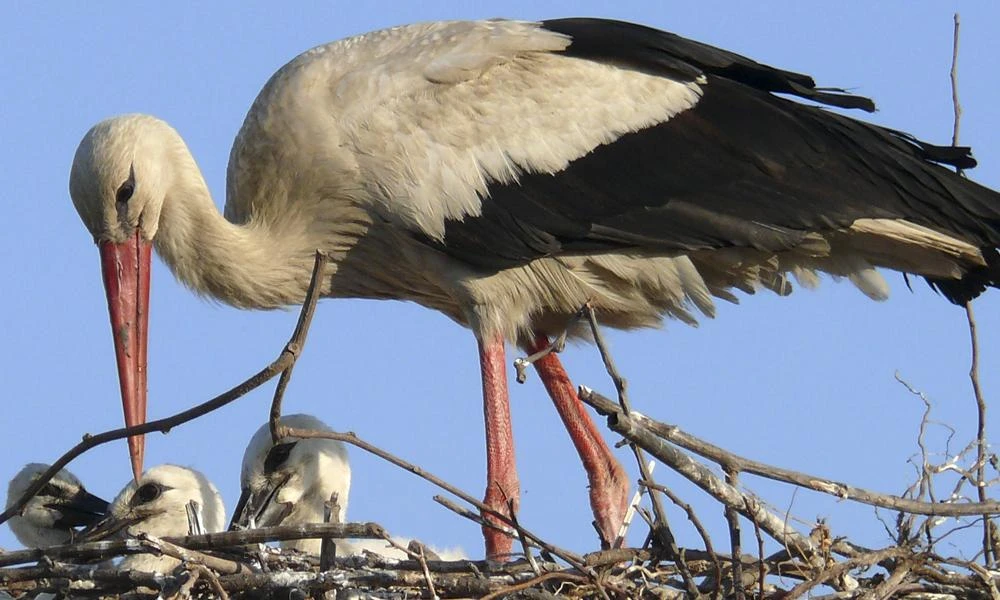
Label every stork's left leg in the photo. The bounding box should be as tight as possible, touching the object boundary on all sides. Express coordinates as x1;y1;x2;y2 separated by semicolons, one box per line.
527;334;629;548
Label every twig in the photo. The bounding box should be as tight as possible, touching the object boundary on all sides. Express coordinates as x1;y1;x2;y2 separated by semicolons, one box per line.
192;564;229;600
378;532;440;600
479;571;589;600
416;544;441;600
615;461;653;547
270;251;328;442
513;331;569;384
657;482;723;600
433;495;512;538
173;566;200;600
137;533;245;575
582;306;684;556
950;13;963;152
724;467;745;600
582;388;1000;518
783;547;910;600
320;491;340;571
432;495;588;575
509;499;541;575
0;252;331;529
859;559;914;600
948;12;995;567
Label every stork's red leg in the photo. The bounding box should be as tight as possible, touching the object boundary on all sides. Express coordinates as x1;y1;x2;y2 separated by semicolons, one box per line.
478;332;518;559
528;334;629;548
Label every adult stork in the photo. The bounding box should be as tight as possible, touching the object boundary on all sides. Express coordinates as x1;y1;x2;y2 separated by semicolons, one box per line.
69;18;1000;558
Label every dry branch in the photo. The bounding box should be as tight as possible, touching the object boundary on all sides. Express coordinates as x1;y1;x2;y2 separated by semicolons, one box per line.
581;388;1000;519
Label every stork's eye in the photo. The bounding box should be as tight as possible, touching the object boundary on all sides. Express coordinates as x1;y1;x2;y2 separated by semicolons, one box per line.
133;483;163;505
264;442;297;474
115;180;135;206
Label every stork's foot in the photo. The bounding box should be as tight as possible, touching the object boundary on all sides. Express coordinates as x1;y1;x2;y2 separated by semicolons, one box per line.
589;455;630;547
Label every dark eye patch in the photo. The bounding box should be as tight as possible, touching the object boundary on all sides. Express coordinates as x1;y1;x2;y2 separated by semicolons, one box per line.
131;482;164;506
264;442;298;475
38;483;62;498
115;164;136;222
115;180;134;206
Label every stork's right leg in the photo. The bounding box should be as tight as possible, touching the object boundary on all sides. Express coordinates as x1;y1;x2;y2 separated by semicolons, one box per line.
478;333;519;559
527;334;629;548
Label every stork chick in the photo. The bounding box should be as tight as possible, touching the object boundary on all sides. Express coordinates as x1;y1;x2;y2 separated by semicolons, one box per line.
234;415;350;555
6;464;109;548
88;465;225;573
235;415;464;559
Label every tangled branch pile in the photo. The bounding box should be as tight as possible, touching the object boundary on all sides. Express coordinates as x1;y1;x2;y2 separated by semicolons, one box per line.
0;380;997;599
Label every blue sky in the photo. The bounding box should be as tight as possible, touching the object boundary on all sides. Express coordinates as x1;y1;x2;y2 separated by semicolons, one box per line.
2;2;997;560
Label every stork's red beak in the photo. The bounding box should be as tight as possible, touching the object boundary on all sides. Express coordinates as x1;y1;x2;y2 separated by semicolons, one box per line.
99;232;151;481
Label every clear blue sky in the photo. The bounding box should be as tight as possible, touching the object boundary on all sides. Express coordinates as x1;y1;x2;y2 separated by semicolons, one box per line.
2;2;997;559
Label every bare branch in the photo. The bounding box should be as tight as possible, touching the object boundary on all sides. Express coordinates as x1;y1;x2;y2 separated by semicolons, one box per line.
581;388;1000;518
269;251;328;442
0;522;386;567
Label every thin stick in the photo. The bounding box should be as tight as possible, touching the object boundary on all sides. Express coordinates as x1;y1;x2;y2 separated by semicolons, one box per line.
724;467;745;600
432;495;587;574
783;547;909;600
479;571;589;600
948;11;995;567
583;305;685;574
513;330;569;384
377;533;440;600
615;461;654;545
750;502;766;600
173;566;201;600
508;499;541;575
0;252;330;529
320;491;340;571
950;13;963;152
192;564;229;600
137;533;245;575
657;482;723;600
270;251;328;442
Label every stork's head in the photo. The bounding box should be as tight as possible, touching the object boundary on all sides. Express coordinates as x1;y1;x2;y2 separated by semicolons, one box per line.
6;463;109;548
85;464;225;542
69;114;182;480
232;414;351;531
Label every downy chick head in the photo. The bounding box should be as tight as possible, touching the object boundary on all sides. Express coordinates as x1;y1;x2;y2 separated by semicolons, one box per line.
233;415;350;553
6;464;109;548
86;465;225;573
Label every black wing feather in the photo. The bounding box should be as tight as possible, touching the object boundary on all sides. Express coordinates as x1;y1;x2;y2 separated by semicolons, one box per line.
424;18;1000;302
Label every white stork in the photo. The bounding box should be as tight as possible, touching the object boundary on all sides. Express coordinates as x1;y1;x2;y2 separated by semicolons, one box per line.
232;414;466;559
6;464;109;548
68;18;1000;558
84;465;226;573
233;413;351;552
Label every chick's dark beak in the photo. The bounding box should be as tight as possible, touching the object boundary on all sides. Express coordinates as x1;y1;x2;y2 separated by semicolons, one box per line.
50;488;111;529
